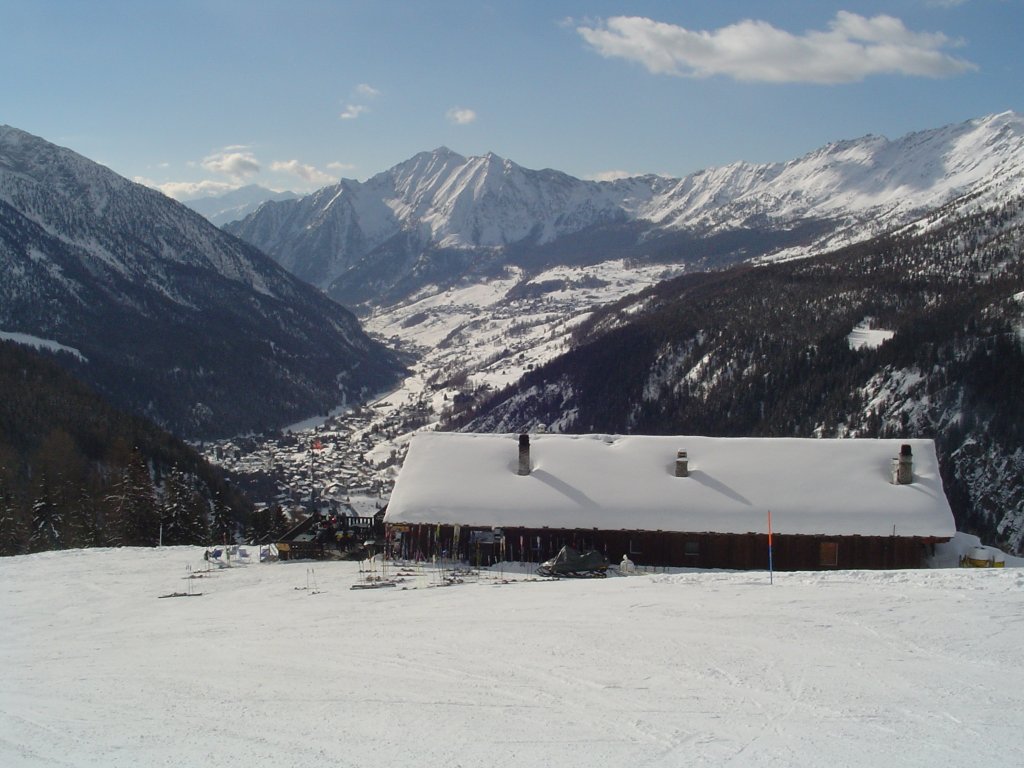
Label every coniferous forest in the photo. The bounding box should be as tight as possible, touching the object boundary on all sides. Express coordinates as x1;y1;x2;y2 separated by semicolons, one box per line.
0;341;252;555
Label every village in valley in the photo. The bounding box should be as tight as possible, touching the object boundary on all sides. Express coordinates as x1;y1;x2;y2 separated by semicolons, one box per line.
195;263;668;536
196;398;423;524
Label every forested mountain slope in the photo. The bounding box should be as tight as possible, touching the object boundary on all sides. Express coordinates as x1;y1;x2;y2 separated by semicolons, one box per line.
0;126;404;438
0;341;252;555
454;197;1024;552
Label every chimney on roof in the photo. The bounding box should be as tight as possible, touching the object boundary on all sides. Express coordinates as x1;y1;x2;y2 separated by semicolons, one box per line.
675;449;689;478
894;444;913;485
518;434;531;476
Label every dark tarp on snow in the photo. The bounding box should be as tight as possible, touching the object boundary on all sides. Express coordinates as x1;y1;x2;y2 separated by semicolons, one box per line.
539;545;608;575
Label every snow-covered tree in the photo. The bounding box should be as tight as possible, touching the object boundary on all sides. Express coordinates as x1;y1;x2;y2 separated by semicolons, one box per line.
209;492;235;546
102;467;129;547
160;467;208;545
124;451;160;546
28;477;62;552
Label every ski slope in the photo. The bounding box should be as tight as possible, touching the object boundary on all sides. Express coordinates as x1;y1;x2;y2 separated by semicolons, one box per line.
0;547;1021;767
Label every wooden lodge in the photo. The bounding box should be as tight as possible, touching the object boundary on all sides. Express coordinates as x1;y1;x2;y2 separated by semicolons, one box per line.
383;433;956;571
388;524;941;571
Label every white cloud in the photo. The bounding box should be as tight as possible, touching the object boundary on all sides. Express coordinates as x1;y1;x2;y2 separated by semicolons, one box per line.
446;107;478;125
270;160;336;185
340;104;369;120
339;85;379;123
136;178;238;201
577;12;977;84
200;147;261;178
327;161;356;173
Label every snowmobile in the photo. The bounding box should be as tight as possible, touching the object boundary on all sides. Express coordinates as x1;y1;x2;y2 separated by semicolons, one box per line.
536;545;609;578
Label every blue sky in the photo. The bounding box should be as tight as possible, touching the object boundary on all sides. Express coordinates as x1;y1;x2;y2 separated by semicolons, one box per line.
2;1;1020;198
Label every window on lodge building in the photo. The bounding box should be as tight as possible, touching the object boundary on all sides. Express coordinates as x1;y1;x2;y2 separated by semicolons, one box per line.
820;541;839;567
684;540;700;558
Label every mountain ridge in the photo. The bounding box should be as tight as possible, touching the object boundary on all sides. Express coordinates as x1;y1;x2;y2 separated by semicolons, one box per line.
226;112;1024;309
0;125;405;438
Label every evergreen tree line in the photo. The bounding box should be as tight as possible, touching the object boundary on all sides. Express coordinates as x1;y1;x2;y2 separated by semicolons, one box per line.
0;340;252;556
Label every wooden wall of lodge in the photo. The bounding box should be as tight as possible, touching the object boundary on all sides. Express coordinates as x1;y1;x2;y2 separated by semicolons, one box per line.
389;524;942;570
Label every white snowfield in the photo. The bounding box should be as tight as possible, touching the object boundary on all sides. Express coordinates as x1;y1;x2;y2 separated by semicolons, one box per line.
1;547;1021;768
847;319;896;351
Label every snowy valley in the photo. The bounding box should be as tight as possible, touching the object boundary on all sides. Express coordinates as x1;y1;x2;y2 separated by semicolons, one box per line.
204;187;1024;556
195;258;684;517
2;114;1023;557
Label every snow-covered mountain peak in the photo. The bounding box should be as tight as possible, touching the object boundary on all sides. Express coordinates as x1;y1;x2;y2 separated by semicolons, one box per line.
0;127;289;291
383;147;472;214
651;111;1024;236
429;145;463;160
351;147;616;249
971;109;1020;133
0;125;135;221
226;112;1024;306
391;147;467;183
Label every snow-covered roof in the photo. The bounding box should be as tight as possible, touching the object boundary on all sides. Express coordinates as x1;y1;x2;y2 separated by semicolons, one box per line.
385;433;955;538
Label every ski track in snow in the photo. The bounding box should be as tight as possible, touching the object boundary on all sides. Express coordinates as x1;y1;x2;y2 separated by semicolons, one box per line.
0;548;1021;767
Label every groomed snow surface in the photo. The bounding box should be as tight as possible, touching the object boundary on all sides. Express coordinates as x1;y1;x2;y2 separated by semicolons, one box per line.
2;547;1022;767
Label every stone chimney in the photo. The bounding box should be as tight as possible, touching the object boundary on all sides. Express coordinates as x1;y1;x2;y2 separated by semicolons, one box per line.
895;444;913;485
675;449;689;478
518;433;531;476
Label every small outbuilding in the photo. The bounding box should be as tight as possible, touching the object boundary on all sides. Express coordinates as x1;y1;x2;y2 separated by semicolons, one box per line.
383;433;956;570
276;511;384;560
